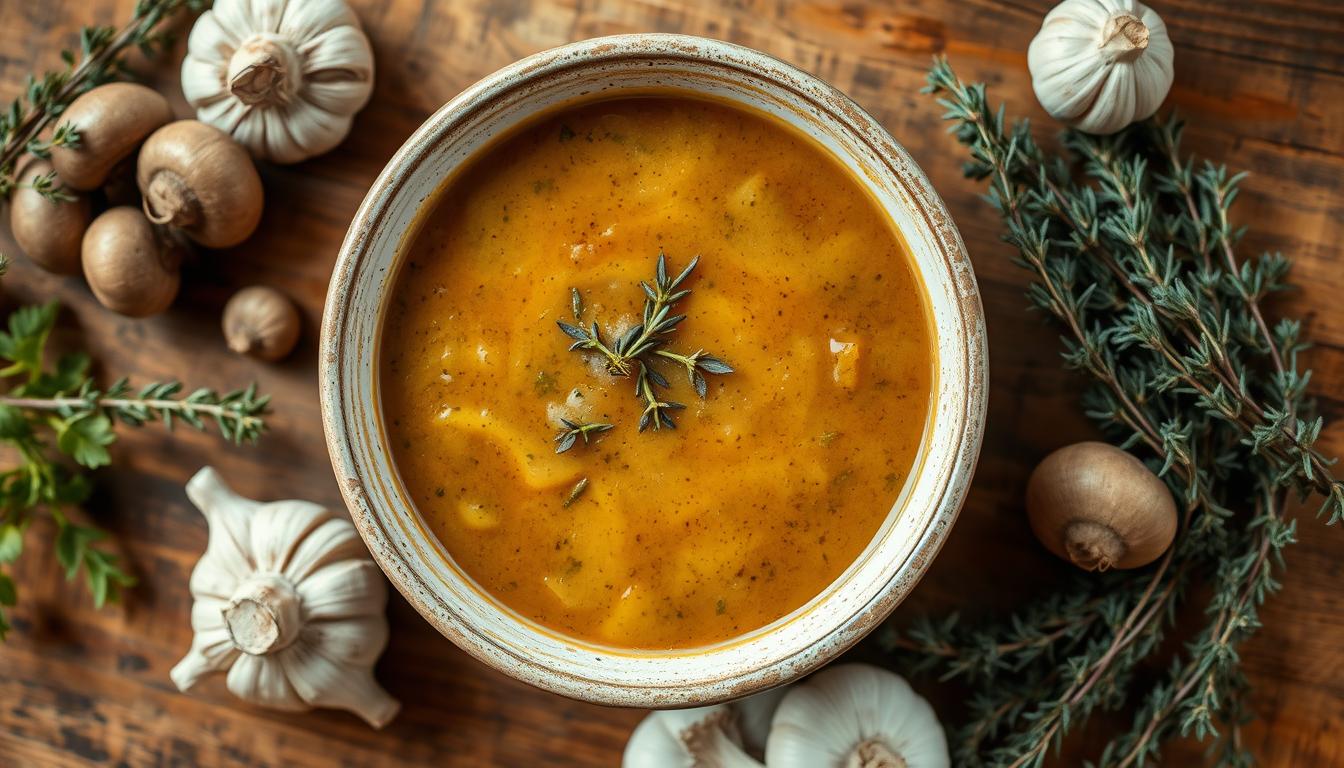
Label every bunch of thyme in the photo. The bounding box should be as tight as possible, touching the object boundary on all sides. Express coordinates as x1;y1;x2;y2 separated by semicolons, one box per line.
0;0;208;200
0;298;268;638
877;57;1338;766
558;252;732;434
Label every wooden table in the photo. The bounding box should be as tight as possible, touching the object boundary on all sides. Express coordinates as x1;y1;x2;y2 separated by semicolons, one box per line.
0;1;1341;765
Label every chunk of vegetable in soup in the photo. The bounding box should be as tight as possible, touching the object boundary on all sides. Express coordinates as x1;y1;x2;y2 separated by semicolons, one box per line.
381;96;933;649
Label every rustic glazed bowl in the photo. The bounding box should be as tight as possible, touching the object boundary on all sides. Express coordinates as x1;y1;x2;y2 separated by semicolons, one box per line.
321;34;986;707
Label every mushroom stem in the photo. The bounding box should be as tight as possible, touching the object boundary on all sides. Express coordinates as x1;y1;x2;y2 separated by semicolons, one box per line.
227;332;261;356
1100;13;1149;63
143;170;202;229
228;35;299;108
223;574;302;655
1063;519;1127;571
845;739;907;768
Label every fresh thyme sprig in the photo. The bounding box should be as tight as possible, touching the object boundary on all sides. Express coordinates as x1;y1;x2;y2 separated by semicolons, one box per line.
554;419;613;454
876;57;1331;767
0;301;269;638
0;0;208;201
557;252;734;433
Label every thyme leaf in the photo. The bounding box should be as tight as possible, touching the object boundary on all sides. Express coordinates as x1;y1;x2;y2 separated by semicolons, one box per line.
553;419;613;454
562;477;589;508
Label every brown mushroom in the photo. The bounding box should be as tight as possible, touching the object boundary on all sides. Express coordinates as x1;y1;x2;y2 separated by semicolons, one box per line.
8;159;90;274
137;120;264;248
222;286;301;361
50;82;174;190
1026;441;1178;571
81;206;182;318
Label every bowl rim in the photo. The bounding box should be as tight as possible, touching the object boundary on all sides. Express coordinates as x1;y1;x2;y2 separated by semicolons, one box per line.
320;33;987;707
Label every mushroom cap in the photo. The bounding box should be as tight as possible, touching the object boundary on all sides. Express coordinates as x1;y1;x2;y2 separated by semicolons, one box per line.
137;120;264;248
222;285;301;361
1026;441;1178;570
9;159;90;274
50;82;174;190
81;206;181;318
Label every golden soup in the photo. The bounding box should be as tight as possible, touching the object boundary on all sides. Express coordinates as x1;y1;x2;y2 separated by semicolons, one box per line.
381;95;933;649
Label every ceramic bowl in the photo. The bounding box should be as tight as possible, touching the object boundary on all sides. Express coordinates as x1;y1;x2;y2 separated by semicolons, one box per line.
320;34;986;707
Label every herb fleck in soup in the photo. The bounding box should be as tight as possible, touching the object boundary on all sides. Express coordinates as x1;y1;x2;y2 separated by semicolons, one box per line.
381;95;934;649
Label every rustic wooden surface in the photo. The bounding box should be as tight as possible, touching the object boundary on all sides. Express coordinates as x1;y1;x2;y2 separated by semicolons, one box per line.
0;0;1341;765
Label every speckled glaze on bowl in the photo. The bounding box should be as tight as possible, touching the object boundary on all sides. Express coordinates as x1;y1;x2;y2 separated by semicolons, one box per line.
320;34;986;708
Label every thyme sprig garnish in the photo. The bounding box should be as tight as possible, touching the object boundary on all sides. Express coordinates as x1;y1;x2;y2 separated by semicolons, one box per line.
554;419;613;454
0;300;269;638
876;57;1334;767
557;252;733;433
0;0;206;201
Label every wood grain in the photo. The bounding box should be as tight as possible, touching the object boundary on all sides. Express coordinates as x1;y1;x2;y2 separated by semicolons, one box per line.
0;0;1341;765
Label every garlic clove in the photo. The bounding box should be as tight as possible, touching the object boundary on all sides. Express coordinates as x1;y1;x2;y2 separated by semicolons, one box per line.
273;99;351;165
183;10;237;68
210;0;260;45
248;500;329;573
226;652;308;712
280;0;362;42
736;686;788;757
282;518;367;582
301;615;389;666
278;641;400;728
766;664;948;768
186;484;258;598
295;559;387;620
169;626;239;691
299;26;374;105
182;51;232;109
623;705;763;768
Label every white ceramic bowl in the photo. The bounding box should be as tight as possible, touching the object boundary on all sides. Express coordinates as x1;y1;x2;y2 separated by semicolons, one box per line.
321;34;986;707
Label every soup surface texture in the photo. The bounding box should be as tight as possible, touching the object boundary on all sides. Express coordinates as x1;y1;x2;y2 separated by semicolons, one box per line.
382;95;932;649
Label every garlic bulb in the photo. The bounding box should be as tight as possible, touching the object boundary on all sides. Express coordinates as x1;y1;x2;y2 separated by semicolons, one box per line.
181;0;375;164
623;688;785;768
1028;0;1174;135
170;467;399;728
766;664;948;768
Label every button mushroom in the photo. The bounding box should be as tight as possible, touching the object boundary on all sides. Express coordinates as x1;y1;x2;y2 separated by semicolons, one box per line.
81;206;182;318
222;285;301;361
8;160;90;274
50;82;174;190
137;120;264;248
1026;441;1178;571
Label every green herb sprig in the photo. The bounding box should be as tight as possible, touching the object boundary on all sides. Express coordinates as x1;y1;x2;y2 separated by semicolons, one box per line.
877;57;1335;767
554;419;613;454
558;253;733;432
0;300;268;638
0;0;208;201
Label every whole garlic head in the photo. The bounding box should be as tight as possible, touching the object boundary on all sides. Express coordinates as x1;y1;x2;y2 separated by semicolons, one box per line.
766;664;948;768
181;0;375;164
1028;0;1174;135
170;467;399;728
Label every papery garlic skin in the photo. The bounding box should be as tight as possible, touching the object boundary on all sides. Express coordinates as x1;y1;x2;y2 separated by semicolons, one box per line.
1028;0;1174;135
766;664;949;768
181;0;375;164
170;467;399;728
